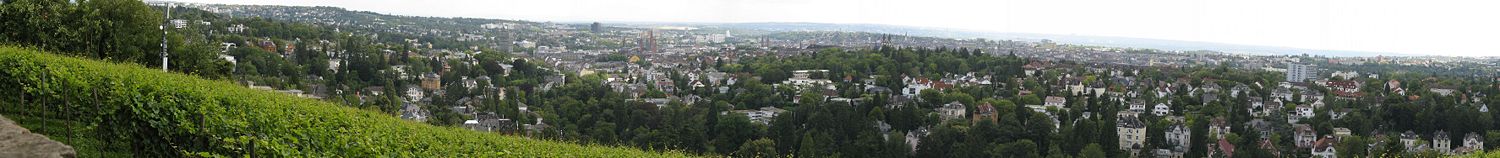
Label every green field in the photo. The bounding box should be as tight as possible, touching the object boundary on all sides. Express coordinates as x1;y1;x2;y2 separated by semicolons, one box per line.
0;46;693;157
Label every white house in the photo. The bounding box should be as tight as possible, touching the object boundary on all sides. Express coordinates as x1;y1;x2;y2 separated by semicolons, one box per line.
781;70;834;91
1152;103;1171;116
1312;136;1337;158
1129;100;1147;112
1296;104;1315;119
1045;96;1067;109
1166;124;1191;151
1434;131;1452;154
902;76;950;97
1461;133;1485;154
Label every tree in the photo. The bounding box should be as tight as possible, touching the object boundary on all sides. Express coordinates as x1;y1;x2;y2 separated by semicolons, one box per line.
1079;143;1106;158
915;124;963;157
709;113;760;154
734;138;778;158
2;0;164;65
988;139;1039;158
1337;135;1368;157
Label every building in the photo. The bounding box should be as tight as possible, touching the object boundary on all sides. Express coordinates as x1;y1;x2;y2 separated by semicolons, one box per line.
1401;131;1421;150
1210;117;1231;140
1294;124;1316;148
1212;139;1236;157
1166;124;1191;151
1296;104;1315;119
398;103;428;122
1460;133;1485;154
421;73;442;91
1129;100;1147;112
1152;103;1171;116
972;103;997;123
590;22;602;33
1327;80;1362;99
1311;136;1337;158
739;107;786;125
937;101;967;121
780;70;834;91
902;76;950;97
1286;63;1317;83
1434;131;1452;154
1332;128;1352;136
1153;149;1184;158
464;113;513;133
1045;96;1067;109
1118;113;1147;151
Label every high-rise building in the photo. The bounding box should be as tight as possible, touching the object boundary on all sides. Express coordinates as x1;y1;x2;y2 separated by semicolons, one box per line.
590;22;601;33
1286;63;1317;83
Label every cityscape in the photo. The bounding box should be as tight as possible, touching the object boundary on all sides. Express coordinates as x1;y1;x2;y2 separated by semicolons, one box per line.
1;0;1498;157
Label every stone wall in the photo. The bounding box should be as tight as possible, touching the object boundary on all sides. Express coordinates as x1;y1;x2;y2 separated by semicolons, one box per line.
0;115;76;158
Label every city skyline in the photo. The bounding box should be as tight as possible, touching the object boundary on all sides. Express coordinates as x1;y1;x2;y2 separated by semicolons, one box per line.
167;0;1499;57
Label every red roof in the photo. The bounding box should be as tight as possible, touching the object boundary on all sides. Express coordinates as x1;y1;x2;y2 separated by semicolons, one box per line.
1217;139;1236;157
1312;136;1337;152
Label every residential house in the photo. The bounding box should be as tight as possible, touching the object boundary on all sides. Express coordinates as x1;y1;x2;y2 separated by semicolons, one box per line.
464;112;512;133
780;70;834;91
1332;128;1352;137
399;103;428;122
902;76;951;97
1273;88;1294;102
972;103;997;123
1327;80;1362;99
1387;80;1406;95
739;106;786;125
1211;139;1236;157
1129;100;1147;113
1311;136;1337;158
1294;124;1316;148
1430;87;1457;96
1247;119;1272;139
1152;103;1171;116
1459;133;1485;154
421;73;442;91
1435;131;1452;154
1401;131;1423;151
1210;117;1231;140
1199;82;1222;96
1231;84;1251;97
1118;113;1147;151
1166;124;1191;151
937;101;967;121
1153;149;1184;158
1296;104;1315;119
1045;96;1067;109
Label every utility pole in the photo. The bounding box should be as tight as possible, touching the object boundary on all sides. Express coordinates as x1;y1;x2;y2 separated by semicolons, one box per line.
160;3;173;71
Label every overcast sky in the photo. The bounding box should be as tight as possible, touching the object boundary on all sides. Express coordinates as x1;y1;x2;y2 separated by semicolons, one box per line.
173;0;1498;57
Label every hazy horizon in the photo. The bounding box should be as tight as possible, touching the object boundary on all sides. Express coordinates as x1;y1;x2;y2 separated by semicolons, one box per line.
166;0;1499;57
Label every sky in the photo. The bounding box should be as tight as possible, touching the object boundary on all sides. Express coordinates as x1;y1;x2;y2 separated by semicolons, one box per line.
171;0;1499;57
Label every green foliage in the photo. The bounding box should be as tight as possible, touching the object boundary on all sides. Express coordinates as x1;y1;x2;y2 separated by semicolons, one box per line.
0;47;692;157
1079;143;1106;158
734;138;778;158
1;0;233;78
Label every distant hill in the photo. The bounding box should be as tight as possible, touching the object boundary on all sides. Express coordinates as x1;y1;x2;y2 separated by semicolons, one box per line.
0;46;693;157
706;22;1407;57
